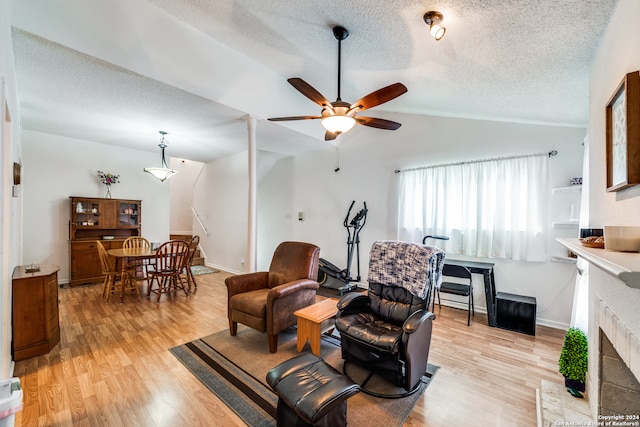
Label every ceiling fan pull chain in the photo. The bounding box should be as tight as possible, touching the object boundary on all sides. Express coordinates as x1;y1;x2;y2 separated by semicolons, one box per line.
334;144;341;172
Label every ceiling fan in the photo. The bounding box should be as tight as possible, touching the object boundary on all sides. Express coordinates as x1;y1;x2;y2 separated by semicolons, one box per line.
268;26;407;141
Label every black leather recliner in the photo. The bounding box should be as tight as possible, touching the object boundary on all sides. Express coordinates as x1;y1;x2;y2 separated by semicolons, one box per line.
335;240;445;396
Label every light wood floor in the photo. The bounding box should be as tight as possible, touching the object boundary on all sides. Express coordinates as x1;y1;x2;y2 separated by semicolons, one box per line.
14;270;566;426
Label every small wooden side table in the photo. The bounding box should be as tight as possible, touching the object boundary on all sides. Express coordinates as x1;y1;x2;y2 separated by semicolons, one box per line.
12;264;60;361
294;298;339;357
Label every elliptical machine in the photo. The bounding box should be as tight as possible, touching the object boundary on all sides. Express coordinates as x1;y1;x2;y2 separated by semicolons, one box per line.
318;201;368;295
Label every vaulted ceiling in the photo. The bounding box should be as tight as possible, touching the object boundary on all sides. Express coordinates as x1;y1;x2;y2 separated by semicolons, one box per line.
10;0;618;162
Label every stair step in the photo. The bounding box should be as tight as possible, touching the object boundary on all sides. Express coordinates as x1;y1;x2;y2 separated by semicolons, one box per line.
192;257;205;266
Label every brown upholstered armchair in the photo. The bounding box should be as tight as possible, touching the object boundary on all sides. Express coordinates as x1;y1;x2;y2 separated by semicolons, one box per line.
225;241;320;353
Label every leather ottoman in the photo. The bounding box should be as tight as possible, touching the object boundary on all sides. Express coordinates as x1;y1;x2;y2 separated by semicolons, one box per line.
266;353;360;427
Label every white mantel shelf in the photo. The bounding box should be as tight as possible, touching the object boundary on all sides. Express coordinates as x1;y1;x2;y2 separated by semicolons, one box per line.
557;238;640;289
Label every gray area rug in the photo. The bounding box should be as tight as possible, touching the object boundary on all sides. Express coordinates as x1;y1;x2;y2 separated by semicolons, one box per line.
189;265;219;276
170;327;438;427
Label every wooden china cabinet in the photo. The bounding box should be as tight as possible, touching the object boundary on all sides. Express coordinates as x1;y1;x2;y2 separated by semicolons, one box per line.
69;197;142;287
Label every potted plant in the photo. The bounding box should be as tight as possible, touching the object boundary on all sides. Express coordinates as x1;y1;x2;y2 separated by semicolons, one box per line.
559;327;588;397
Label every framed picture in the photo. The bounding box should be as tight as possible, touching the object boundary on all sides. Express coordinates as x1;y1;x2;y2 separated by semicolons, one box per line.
606;71;640;192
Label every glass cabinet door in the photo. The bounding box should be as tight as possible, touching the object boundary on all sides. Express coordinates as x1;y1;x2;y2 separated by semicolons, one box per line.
118;201;140;226
73;199;100;226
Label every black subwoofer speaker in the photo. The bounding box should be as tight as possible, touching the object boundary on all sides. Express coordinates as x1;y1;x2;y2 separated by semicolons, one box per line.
496;292;536;335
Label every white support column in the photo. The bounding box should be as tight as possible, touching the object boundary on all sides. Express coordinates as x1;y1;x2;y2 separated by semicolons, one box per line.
246;115;258;272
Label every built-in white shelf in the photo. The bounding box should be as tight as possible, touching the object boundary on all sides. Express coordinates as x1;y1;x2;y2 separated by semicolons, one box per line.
552;185;582;194
550;255;578;264
557;238;640;289
552;222;579;229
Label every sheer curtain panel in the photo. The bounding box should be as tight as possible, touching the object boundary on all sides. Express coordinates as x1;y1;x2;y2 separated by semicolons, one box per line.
398;154;549;261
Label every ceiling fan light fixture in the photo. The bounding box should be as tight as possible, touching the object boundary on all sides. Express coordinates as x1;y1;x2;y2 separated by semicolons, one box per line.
144;131;178;182
424;11;446;41
322;115;356;134
267;25;406;138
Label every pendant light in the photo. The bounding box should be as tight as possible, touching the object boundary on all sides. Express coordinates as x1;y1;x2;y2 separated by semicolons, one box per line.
144;131;178;182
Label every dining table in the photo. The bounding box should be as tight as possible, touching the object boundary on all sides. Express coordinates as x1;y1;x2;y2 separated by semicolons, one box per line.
107;246;156;302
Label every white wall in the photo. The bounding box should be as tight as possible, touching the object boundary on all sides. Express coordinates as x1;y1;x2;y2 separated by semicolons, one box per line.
259;112;586;328
169;157;203;235
586;0;640;409
258;155;295;269
589;0;640;225
193;151;248;273
22;130;170;283
1;0;23;379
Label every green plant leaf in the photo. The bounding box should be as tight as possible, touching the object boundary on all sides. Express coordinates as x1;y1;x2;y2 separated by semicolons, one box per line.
559;327;588;383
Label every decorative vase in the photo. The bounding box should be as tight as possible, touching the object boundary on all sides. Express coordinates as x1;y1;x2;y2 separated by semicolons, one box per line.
105;185;111;199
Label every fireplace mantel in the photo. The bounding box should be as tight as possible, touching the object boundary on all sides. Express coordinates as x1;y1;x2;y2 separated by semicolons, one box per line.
558;238;640;419
557;238;640;289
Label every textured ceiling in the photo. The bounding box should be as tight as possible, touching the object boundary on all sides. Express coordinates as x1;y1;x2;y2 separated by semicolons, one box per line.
12;28;321;161
147;0;616;124
10;0;619;162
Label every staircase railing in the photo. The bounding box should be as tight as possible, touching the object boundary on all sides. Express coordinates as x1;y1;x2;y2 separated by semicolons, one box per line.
191;207;209;236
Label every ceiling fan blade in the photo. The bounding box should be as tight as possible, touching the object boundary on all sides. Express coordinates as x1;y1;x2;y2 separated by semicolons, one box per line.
356;116;402;130
350;83;408;112
288;78;332;108
325;131;337;141
268;115;322;122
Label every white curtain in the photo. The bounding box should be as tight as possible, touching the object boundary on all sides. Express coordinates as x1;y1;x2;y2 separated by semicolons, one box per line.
398;154;549;261
571;135;589;333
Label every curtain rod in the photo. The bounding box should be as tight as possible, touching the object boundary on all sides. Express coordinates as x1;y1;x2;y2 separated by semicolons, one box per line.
394;150;557;174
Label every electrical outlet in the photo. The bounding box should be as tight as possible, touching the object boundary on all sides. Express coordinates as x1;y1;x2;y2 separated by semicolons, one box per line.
240;258;245;265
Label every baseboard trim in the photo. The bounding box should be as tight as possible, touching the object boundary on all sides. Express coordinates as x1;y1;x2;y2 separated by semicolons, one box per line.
535;318;568;330
437;299;487;314
437;301;568;330
208;263;243;275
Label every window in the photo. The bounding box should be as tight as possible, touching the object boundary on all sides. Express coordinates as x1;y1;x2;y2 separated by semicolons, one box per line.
397;154;549;261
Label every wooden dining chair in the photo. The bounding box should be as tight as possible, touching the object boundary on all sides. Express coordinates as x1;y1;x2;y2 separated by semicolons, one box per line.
123;236;153;280
147;240;190;302
97;240;139;301
97;240;119;300
123;236;151;249
181;235;200;292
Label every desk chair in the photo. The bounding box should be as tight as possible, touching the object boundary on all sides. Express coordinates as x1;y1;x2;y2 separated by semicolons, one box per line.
434;264;474;326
